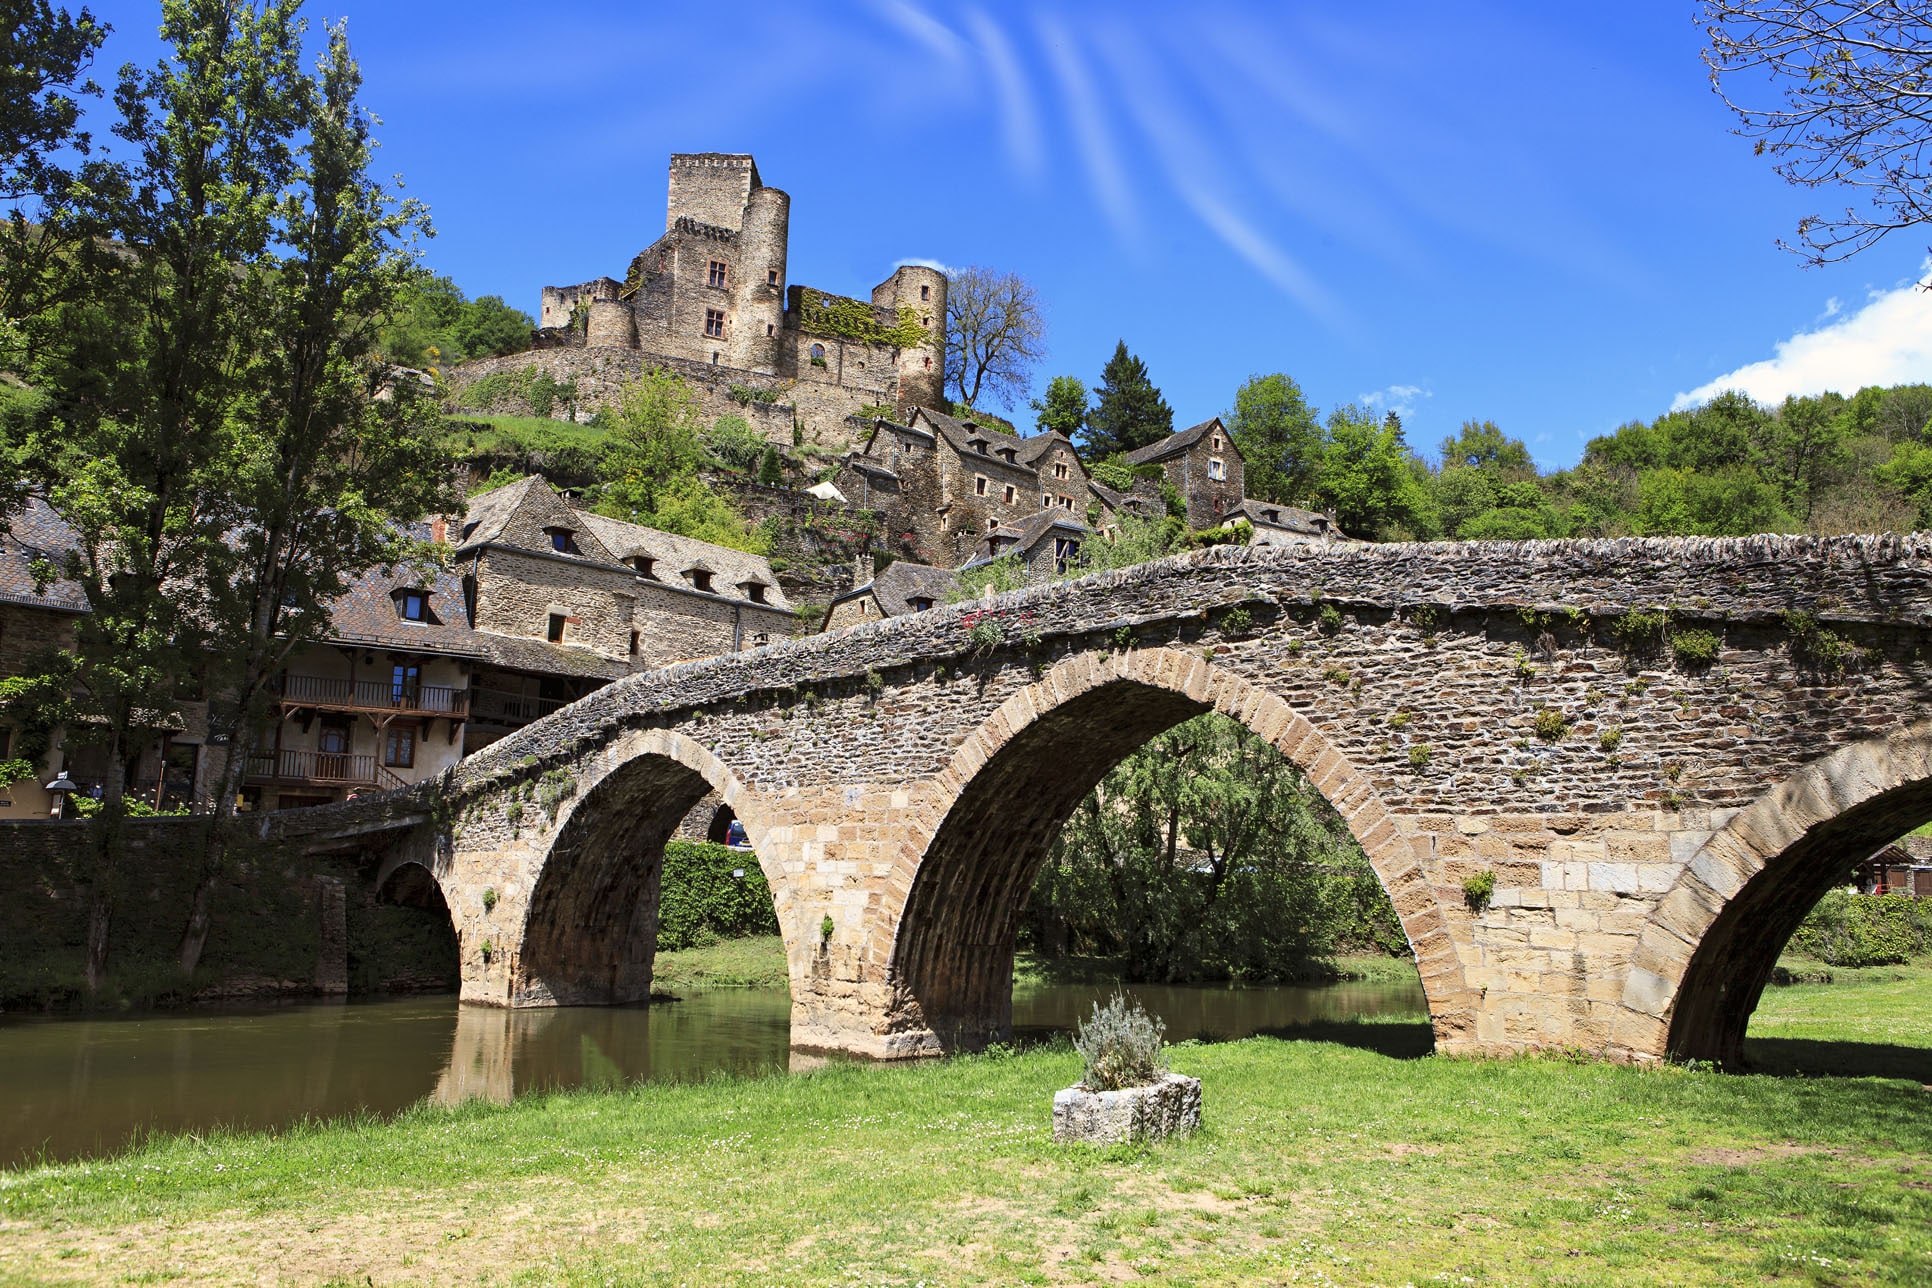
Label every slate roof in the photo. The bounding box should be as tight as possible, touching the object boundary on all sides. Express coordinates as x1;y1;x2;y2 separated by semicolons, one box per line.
577;511;791;610
1122;417;1228;466
1012;430;1075;466
321;531;482;658
454;475;540;551
472;631;630;681
913;408;1037;473
1088;481;1160;517
818;559;960;631
0;496;88;613
1220;498;1344;539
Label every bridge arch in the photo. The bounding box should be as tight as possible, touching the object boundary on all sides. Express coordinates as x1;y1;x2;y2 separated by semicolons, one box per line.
1614;720;1932;1068
879;647;1471;1054
511;728;782;1006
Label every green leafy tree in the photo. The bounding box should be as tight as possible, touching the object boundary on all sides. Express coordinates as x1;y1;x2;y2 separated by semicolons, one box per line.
1315;407;1439;540
180;16;462;974
1225;372;1322;505
1031;374;1088;438
593;368;765;553
1024;713;1403;979
377;272;531;373
1079;341;1172;460
1636;466;1797;535
1439;420;1536;477
16;0;310;990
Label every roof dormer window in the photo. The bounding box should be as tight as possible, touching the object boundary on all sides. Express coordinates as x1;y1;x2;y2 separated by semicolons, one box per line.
687;568;714;593
394;589;428;622
975;441;988;455
739;580;768;604
545;526;578;554
908;596;933;612
998;448;1016;462
630;555;656;578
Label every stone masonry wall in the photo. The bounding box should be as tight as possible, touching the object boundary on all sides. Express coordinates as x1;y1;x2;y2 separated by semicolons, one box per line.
402;534;1932;1061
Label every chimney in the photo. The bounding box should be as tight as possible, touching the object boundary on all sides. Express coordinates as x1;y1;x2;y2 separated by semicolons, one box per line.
430;516;448;544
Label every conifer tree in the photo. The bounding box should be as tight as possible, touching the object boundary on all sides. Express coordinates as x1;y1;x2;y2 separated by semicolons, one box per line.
1079;341;1172;460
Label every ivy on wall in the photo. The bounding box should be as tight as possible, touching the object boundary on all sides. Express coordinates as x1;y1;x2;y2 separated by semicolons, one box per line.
794;294;931;350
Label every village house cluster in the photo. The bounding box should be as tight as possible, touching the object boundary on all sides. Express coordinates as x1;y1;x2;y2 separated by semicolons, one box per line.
0;477;792;818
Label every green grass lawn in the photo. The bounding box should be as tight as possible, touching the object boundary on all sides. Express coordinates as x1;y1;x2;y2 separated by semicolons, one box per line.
1;961;1926;1286
651;935;790;991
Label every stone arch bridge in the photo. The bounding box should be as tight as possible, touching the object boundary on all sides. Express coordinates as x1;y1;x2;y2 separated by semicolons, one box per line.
323;535;1932;1069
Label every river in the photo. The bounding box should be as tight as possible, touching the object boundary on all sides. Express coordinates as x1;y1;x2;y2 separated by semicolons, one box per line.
0;976;1425;1168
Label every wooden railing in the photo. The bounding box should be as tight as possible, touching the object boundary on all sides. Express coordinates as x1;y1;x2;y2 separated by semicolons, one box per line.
468;689;569;725
274;673;467;717
243;749;407;791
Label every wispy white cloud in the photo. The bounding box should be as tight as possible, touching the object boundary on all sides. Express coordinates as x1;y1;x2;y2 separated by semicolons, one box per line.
892;256;959;276
1361;384;1431;420
1090;25;1341;326
963;9;1043;178
1035;13;1140;245
1673;265;1932;410
866;0;966;63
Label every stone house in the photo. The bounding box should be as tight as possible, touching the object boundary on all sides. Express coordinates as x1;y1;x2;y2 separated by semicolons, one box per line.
1123;418;1246;529
820;558;960;632
971;508;1092;583
1217;499;1348;546
449;153;946;448
838;410;1096;566
0;498;92;818
1086;480;1164;537
452;475;795;754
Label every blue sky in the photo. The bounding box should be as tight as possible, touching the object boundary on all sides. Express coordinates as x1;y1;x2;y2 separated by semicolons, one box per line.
89;1;1932;468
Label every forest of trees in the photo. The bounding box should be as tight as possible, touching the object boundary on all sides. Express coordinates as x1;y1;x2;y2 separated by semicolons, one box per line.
1036;344;1932;544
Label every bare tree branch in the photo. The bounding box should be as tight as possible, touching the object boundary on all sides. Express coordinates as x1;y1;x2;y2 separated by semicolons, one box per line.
943;266;1045;411
1702;0;1932;264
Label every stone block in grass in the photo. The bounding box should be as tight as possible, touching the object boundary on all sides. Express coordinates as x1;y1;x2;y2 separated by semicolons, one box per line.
1052;1072;1201;1145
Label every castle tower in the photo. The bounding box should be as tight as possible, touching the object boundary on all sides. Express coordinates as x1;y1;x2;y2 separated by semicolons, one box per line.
731;184;789;372
873;264;947;410
666;153;758;232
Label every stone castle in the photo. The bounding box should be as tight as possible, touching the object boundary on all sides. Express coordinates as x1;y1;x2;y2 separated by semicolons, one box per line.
447;153;947;447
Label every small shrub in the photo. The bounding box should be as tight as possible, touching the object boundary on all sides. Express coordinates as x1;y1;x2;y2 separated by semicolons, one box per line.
1598;725;1623;752
1387;711;1412;727
1221;606;1253;636
1322;666;1351;685
819;914;835;942
967;619;1002;653
1533;707;1570;742
1612;608;1668;652
1072;992;1167;1091
1670;628;1720;666
1408;744;1433;770
481;887;498;913
1463;870;1496;912
1113;626;1133;652
1513;648;1537;681
480;939;495;963
1790;889;1932;967
1317;603;1343;635
1285;639;1303;655
1782;610;1865;673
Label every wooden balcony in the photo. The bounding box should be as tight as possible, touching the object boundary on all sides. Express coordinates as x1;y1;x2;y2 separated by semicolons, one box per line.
244;749;407;791
274;673;468;720
468;689;569;726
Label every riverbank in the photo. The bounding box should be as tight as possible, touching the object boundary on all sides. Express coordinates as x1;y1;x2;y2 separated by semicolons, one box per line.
3;971;1926;1285
651;935;1425;995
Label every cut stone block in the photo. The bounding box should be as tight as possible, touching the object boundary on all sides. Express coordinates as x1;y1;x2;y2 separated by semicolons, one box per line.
1052;1073;1201;1145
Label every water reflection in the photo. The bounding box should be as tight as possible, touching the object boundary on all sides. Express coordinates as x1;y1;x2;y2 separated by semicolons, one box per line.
2;974;1425;1168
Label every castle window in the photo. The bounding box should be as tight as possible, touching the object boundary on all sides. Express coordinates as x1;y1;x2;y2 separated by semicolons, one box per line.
547;613;566;643
974;476;988;497
809;342;825;360
1060;495;1074;509
1208;458;1226;481
988;517;1000;531
629;630;640;655
1002;484;1015;504
767;269;779;287
920;284;930;300
923;356;931;369
1211;434;1223;451
1043;493;1051;507
1054;462;1069;479
545;526;578;554
704;309;725;338
766;323;775;336
708;260;728;288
